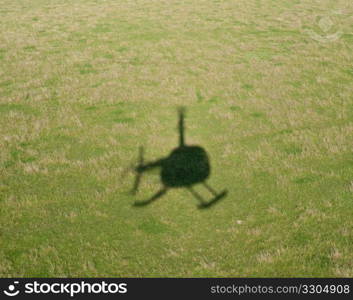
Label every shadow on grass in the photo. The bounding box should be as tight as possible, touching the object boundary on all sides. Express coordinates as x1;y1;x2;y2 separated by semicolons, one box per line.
131;107;227;209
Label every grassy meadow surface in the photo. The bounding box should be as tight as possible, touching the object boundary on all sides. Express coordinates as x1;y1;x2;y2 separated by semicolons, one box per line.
0;0;352;277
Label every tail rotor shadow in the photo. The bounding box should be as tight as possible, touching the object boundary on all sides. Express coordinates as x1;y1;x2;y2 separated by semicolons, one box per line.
131;146;144;195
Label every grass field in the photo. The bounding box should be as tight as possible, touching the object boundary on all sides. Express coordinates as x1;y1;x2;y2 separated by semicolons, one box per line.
0;0;352;277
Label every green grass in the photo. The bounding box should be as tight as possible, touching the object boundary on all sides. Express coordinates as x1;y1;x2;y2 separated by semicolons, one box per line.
0;0;352;277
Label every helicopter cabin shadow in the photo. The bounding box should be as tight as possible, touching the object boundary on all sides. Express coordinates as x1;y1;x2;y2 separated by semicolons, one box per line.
131;107;227;209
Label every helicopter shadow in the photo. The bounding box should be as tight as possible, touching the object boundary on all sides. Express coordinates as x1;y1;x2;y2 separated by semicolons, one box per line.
131;107;228;209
